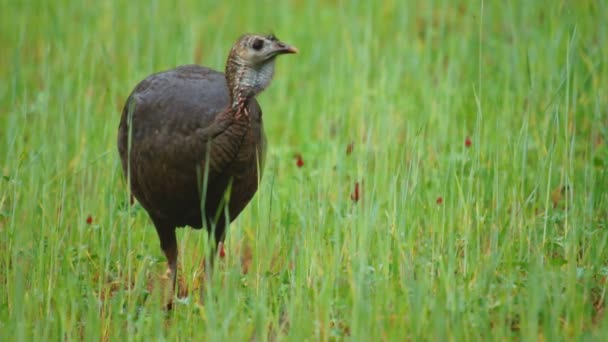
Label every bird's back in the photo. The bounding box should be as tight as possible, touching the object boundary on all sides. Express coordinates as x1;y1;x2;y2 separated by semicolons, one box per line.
120;65;228;142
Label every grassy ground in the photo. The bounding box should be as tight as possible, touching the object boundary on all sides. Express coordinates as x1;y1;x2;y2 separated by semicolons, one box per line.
1;0;608;340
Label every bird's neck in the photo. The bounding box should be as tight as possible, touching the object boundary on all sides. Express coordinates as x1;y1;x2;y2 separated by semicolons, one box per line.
225;56;275;113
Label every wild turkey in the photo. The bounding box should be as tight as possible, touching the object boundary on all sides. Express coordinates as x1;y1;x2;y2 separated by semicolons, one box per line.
117;33;297;304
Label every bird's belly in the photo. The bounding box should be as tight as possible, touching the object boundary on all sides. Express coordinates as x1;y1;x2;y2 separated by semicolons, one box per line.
129;125;265;229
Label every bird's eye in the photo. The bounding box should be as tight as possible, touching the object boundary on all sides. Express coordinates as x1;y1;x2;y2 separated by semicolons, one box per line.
252;39;264;50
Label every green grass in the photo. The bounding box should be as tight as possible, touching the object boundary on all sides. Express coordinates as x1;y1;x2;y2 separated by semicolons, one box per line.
1;0;608;340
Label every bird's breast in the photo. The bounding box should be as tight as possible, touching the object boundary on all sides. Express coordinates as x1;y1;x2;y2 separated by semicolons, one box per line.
228;123;265;178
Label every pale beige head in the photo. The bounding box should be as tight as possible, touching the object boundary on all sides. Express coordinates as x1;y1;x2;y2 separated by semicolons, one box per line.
225;33;298;106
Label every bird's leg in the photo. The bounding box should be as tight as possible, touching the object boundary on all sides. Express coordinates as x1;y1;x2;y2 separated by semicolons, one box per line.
205;240;225;277
153;221;178;309
209;223;227;277
199;223;226;303
163;236;178;295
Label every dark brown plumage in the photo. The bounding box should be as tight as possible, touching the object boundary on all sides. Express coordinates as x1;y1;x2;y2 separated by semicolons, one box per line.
117;34;297;303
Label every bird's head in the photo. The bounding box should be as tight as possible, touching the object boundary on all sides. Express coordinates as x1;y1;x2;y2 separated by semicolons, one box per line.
225;33;298;106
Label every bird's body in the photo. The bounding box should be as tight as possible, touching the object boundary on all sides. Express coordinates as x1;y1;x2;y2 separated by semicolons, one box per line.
117;34;297;306
117;65;266;240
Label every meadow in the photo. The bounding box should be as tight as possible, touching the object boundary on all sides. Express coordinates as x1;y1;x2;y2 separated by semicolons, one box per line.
1;0;607;340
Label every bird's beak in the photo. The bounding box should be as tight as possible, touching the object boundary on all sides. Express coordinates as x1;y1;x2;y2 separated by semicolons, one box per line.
274;41;299;55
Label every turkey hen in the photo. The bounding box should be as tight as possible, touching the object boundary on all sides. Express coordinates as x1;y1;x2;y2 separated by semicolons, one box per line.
117;33;297;304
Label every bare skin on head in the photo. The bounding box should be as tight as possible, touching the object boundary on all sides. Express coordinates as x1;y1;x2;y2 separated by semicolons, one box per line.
117;33;297;309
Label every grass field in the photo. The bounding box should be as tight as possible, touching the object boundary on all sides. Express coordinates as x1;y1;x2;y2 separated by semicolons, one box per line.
1;0;608;340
